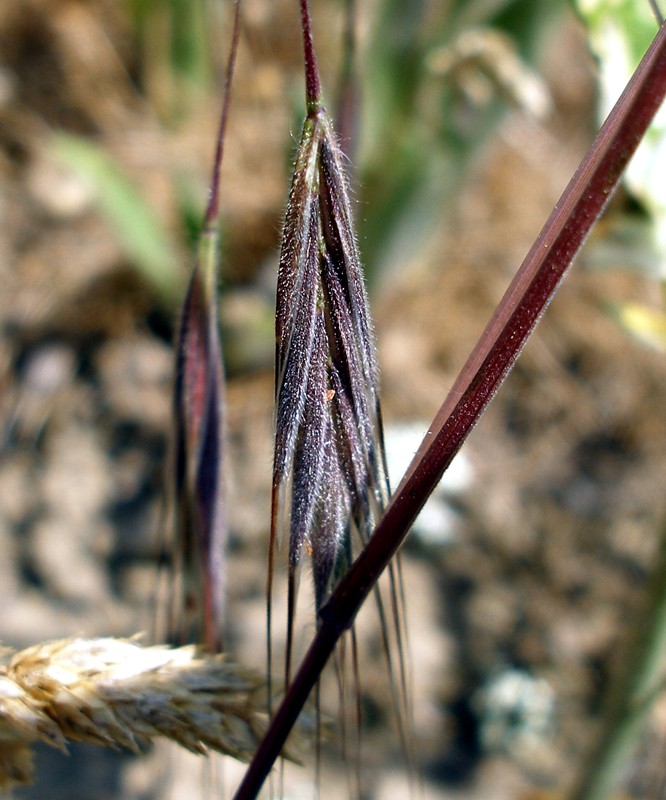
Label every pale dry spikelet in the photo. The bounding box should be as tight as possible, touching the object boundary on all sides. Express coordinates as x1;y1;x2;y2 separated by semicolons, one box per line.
0;637;279;790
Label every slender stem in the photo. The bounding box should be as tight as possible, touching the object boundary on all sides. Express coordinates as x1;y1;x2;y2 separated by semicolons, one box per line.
204;0;242;227
232;21;666;800
571;518;666;800
300;0;322;111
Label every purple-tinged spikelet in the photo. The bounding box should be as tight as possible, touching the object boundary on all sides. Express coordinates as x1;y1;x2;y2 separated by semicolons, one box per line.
268;5;413;782
265;9;416;789
270;5;390;649
172;226;227;653
168;0;242;653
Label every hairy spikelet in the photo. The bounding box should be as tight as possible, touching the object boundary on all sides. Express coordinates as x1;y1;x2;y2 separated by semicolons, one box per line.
272;82;389;624
267;7;414;790
0;637;291;790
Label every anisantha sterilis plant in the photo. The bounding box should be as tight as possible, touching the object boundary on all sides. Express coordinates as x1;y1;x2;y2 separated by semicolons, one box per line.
168;0;241;653
4;4;666;799
268;0;410;756
233;12;666;800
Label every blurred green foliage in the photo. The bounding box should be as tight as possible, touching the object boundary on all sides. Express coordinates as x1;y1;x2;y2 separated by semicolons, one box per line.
52;1;580;357
53;133;184;304
358;0;566;284
575;0;666;349
125;0;218;121
58;0;573;284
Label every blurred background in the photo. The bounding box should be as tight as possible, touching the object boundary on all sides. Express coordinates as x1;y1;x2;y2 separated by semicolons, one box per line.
2;0;666;798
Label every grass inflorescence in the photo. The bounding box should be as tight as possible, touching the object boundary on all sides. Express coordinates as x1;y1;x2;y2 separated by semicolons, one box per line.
267;0;413;789
0;638;271;791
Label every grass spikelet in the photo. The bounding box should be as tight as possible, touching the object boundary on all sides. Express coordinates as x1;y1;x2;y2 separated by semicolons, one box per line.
270;0;390;662
169;0;242;652
269;0;412;784
0;637;284;791
172;228;227;651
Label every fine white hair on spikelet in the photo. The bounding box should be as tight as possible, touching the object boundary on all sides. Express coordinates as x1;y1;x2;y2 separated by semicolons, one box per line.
0;637;281;790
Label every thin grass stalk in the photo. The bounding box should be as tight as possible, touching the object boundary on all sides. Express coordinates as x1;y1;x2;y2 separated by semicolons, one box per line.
571;514;666;800
649;0;664;25
234;18;666;800
169;0;241;652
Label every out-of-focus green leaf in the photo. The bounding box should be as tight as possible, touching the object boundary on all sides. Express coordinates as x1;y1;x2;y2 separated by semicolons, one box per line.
576;0;666;274
359;0;565;285
577;0;656;72
125;0;214;122
53;133;182;304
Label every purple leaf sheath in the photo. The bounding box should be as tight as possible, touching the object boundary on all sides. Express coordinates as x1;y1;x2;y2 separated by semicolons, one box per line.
172;228;227;653
167;0;241;653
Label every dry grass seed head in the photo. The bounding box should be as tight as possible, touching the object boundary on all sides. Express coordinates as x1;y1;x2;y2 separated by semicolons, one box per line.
0;637;301;791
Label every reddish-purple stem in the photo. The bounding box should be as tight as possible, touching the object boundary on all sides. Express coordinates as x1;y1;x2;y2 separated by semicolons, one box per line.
300;0;322;110
204;0;242;227
233;20;666;800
